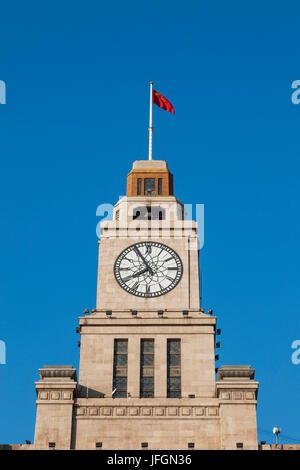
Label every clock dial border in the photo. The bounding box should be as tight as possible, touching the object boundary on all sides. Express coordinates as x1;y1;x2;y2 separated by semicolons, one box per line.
113;241;183;298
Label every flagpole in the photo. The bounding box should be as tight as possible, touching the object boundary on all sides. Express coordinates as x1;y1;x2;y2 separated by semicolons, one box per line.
148;81;153;160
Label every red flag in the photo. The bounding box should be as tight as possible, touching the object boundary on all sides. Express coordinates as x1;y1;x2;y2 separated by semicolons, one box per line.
152;90;175;114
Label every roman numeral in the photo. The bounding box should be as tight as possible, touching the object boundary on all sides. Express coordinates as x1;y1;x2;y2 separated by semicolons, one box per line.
131;281;139;291
168;267;178;270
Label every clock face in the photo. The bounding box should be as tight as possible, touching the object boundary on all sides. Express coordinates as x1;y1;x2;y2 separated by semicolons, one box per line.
114;241;183;298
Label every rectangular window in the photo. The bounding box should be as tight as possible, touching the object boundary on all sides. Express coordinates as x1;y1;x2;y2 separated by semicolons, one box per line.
144;178;156;195
158;178;162;195
167;339;181;398
140;339;154;398
137;178;142;195
113;339;128;398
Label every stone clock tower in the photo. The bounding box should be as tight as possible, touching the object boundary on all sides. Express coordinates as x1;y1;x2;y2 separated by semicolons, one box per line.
33;159;259;450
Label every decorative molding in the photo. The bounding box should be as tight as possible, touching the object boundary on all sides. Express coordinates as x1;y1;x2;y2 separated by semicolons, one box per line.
89;407;98;416
129;407;138;416
38;389;75;401
233;391;243;400
101;407;112;416
194;407;205;416
217;365;255;381
38;365;77;382
181;407;191;416
217;388;258;400
115;407;126;416
220;391;231;400
50;392;60;400
75;405;219;418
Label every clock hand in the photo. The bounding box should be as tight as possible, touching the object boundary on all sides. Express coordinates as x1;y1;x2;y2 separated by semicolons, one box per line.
122;267;150;283
131;267;149;278
134;247;154;275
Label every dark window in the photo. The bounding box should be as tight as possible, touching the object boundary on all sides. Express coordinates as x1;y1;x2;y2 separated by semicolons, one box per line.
113;339;128;398
167;339;181;398
144;178;156;195
140;339;154;398
137;178;142;195
158;178;162;195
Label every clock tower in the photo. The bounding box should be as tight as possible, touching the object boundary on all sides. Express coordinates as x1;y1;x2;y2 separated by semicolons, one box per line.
33;159;259;450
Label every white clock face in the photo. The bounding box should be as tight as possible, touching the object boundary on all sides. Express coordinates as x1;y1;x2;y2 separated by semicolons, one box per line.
114;241;183;298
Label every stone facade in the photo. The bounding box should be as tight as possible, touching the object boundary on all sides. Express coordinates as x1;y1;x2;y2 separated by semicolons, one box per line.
31;160;260;450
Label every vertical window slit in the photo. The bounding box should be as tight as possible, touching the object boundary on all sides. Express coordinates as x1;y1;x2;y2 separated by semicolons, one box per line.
140;339;154;398
167;339;181;398
113;339;128;398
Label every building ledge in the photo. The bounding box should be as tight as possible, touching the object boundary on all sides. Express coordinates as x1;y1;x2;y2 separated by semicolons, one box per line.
37;365;77;382
217;365;255;382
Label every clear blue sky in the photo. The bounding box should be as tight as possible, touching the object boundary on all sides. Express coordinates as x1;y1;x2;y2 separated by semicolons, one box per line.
0;0;299;445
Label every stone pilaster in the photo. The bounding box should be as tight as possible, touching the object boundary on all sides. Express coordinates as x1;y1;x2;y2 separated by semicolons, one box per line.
127;335;140;397
216;365;259;450
33;366;77;450
155;336;167;397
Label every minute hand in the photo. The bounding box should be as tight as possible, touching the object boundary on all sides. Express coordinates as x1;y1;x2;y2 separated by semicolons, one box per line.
134;247;153;275
131;267;149;278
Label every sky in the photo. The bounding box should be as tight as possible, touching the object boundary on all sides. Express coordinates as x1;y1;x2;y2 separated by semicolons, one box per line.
0;0;300;446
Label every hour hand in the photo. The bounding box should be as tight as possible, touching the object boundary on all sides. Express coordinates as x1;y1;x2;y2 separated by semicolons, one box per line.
132;267;149;278
122;267;150;282
134;247;153;275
